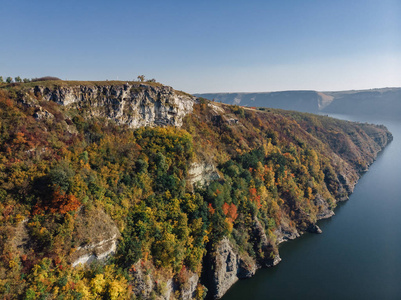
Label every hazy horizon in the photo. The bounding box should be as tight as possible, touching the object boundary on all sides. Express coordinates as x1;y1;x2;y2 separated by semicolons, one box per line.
193;86;401;94
1;0;400;93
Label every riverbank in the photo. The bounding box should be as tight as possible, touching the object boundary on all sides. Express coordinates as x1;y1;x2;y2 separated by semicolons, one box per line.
222;116;401;300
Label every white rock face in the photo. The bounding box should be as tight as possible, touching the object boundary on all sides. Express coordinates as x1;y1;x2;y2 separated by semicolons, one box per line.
71;234;118;267
187;162;220;187
32;83;196;128
70;208;120;267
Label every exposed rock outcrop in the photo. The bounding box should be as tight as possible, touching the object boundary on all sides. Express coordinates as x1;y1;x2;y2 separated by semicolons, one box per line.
33;106;54;120
187;162;220;187
180;273;200;300
252;218;281;267
29;83;196;128
210;238;257;299
131;261;158;299
130;260;201;300
274;221;301;244
314;194;335;220
70;208;120;267
307;224;323;234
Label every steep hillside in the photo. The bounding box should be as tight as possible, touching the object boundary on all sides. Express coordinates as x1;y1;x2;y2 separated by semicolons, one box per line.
196;87;401;118
0;81;392;299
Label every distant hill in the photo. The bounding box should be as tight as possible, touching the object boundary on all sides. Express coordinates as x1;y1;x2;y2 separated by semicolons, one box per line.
196;87;401;118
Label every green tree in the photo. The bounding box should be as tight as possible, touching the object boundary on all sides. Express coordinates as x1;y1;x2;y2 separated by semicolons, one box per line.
137;75;145;82
6;77;12;83
23;78;30;83
0;76;3;83
15;76;22;83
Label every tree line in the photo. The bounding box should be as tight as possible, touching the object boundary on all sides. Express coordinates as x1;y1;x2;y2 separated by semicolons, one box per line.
0;76;30;83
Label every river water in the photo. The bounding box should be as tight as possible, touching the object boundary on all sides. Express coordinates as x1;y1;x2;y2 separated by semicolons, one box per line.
223;115;401;300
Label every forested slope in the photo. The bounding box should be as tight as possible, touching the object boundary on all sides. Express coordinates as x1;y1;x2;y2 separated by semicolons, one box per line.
0;82;392;299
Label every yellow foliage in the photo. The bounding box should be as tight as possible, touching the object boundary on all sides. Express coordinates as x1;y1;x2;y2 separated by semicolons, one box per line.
90;274;106;295
75;280;92;299
225;218;233;233
107;279;128;300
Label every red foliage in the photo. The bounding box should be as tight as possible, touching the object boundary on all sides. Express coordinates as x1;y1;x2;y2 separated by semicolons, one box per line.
208;203;215;215
249;188;257;196
222;202;238;221
49;191;81;214
228;203;238;220
222;203;230;215
249;188;261;209
33;190;81;215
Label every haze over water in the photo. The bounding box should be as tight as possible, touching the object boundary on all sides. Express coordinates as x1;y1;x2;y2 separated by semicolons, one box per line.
223;115;401;300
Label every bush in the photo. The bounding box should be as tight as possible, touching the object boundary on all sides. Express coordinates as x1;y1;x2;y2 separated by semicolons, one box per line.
31;76;62;82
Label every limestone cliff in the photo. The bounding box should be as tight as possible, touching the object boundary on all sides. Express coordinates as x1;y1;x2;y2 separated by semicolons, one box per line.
187;162;220;187
25;83;196;128
208;238;257;299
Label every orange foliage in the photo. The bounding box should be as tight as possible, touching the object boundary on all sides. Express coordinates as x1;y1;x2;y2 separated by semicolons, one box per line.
249;188;257;196
222;202;230;215
13;132;27;144
33;190;81;215
50;191;81;214
228;204;238;220
208;203;215;215
249;188;262;209
222;203;238;221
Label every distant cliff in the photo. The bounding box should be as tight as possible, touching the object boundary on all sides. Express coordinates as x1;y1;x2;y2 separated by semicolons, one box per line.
196;87;401;118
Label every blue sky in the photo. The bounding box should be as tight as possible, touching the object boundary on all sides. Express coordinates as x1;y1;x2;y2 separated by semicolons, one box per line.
1;0;400;92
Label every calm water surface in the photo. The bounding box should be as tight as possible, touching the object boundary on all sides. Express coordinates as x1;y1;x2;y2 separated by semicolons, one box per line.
223;115;401;300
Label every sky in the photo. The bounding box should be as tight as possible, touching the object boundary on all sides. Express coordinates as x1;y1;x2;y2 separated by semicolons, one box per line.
1;0;400;93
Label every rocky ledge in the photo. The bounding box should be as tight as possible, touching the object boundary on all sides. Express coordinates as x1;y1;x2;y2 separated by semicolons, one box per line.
22;83;197;128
